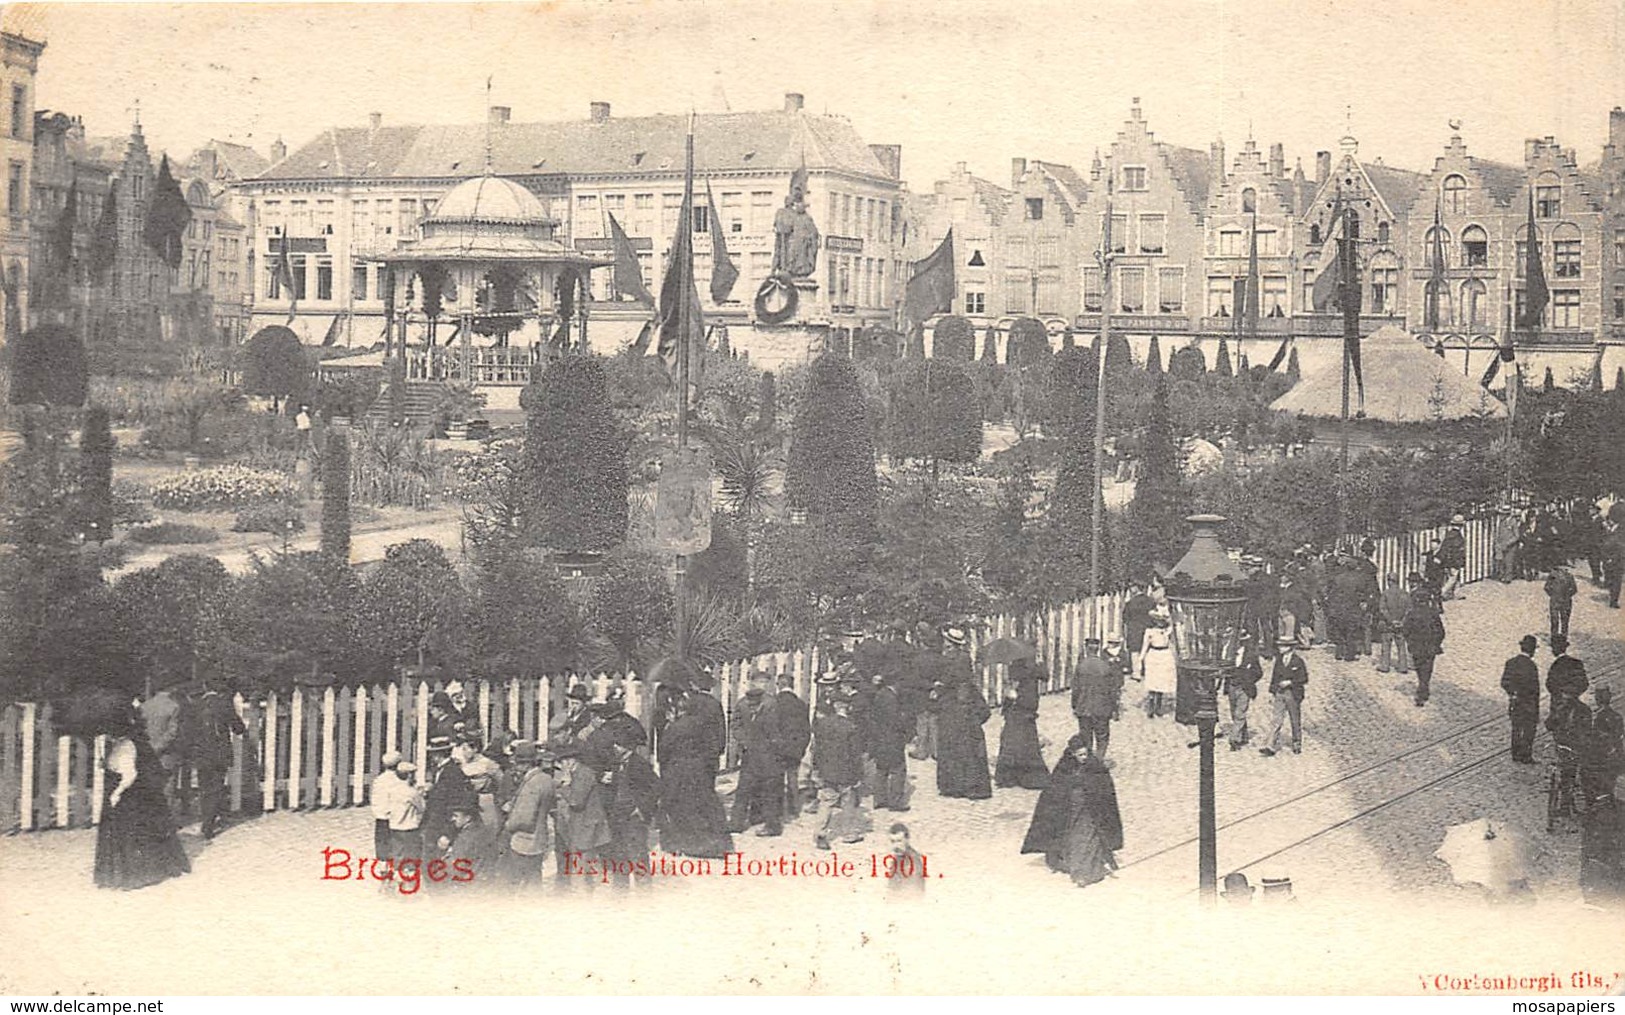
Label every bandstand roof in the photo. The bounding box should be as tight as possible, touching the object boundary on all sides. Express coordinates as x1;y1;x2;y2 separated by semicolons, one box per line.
1270;325;1507;422
376;173;608;267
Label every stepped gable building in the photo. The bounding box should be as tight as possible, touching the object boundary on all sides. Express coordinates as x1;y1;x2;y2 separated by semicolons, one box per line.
1204;138;1301;336
1076;99;1213;341
1596;108;1625;347
906;160;1013;327
2;28;45;339
237;94;906;351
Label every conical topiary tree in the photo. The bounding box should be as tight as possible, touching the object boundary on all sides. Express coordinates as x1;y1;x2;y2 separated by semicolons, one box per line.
756;370;777;432
932;315;974;361
321;426;352;562
79;406;114;542
1286;345;1302;384
786;352;879;537
7;323;87;407
1046;345;1100;594
885;359;981;476
1615;366;1625;394
1168;344;1207;383
520;355;631;552
1146;334;1164;376
1215;336;1234;378
1543;366;1555;393
1125;372;1191;579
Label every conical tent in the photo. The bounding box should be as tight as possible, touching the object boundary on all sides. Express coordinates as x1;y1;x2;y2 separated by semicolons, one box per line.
1270;325;1505;422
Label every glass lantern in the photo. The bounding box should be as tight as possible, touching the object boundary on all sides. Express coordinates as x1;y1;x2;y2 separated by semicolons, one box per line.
1165;514;1248;725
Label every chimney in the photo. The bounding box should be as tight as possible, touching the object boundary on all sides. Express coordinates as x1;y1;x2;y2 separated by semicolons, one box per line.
784;92;804;113
488;106;511;126
1269;143;1284;178
369;112;382;131
197;148;218;181
1011;157;1027;188
1315;150;1332;184
1610;107;1625;156
270;137;286;164
869;144;902;180
589;101;611;123
1524;138;1539;165
955;160;967;177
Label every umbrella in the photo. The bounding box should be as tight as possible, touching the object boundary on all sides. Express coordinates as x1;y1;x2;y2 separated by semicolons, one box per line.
1434;818;1537;894
979;637;1036;665
52;687;138;738
644;656;699;688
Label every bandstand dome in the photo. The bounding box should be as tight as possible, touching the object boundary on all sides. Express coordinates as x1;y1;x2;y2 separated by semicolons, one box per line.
427;175;552;229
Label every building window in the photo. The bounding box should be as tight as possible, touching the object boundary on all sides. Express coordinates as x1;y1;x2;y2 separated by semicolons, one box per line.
1369;267;1399;315
1157;267;1184;314
1119;267;1145;313
1536;177;1561;218
1006;235;1027;267
315;260;332;300
576;194;600;236
1461;225;1488;267
1207;277;1233;317
1025;197;1044;221
398;199;417;239
721;191;742;234
1004;275;1029;315
1443;175;1467;215
352;265;368;301
1256;229;1279;256
1377;221;1391;244
1552;289;1580;329
604;194;625;219
839;194;852;236
633;192;655;235
6;161;22;217
1241;188;1256;213
693;204;709;233
1302;269;1316;310
968;248;985;267
1553;227;1580;278
1612;284;1624;322
750;191;773;234
289;256;306;300
1615;228;1625;269
1462;279;1487;327
1036;236;1060;268
1309;223;1322;246
9;85;24;139
1515;238;1530;278
1082;267;1102;312
1139;214;1165;254
1263;275;1288;316
1121;166;1147;191
1036;277;1060;315
1110;214;1127;254
662;193;683;235
1425;226;1451;268
965;290;986;315
315;199;334;235
1218;230;1243;257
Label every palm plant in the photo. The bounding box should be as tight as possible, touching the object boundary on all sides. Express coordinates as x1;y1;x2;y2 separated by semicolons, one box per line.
696;416;783;590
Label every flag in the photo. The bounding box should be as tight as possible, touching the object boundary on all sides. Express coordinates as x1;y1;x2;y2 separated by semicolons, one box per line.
88;190;117;282
1341;202;1364;408
275;228;299;322
1261;334;1287;370
1310;190;1345;313
607;212;654;306
656;119;705;386
1480;339;1516;388
1517;189;1548;331
903;229;955;333
1237;210;1260;340
705;177;738;304
1425;192;1446;332
629;319;654;356
142;155;191;269
320;314;342;347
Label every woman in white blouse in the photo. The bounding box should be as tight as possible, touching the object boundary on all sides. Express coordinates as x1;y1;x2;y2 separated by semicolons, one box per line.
94;706;191;889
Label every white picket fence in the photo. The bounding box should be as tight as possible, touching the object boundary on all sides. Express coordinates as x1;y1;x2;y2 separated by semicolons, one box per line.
0;514;1506;833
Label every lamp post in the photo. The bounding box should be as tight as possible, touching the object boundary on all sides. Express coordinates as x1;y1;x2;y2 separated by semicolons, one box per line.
1164;513;1248;905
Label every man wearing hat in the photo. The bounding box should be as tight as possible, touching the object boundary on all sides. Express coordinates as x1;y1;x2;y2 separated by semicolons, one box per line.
685;669;728;783
1438;516;1468;600
498;741;555;885
775;673;813;820
1260;637;1308;757
729;669;788;837
1221;872;1255;906
442;784;498;889
584;689;648;764
1223;631;1262;751
552;743;611;888
600;728;661;888
812;695;868;849
1071;636;1119;758
548;684;594;746
1585;686;1623;802
188;671;245;840
420;734;473;857
1401;579;1446;708
1545;564;1578;642
1501;636;1543;764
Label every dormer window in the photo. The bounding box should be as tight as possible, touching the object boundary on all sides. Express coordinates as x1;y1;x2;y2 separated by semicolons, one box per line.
1025;198;1044;221
1242;188;1256;213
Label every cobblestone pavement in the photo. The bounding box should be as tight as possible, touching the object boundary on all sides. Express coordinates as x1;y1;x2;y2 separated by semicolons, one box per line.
3;577;1622;995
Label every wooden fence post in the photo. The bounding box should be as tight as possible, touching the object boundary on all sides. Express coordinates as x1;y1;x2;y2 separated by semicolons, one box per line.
262;692;278;814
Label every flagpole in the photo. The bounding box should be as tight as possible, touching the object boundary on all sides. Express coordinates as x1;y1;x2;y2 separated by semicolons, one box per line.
1503;278;1514;508
674;112;696;667
1337;204;1352;538
1090;176;1113;625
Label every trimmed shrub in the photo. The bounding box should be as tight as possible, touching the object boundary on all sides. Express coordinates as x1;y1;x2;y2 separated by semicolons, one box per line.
7;324;88;407
232;502;306;534
932;315;974;361
150;465;297;511
126;522;220;545
111;480;153;526
321;428;352;561
520;356;630;552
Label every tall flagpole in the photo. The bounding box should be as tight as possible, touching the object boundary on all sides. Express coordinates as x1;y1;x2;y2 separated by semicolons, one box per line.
1337;199;1353;538
1503;278;1515;508
675;111;695;664
1090;174;1114;629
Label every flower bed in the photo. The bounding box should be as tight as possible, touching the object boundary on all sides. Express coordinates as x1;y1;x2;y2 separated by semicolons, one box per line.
126;522;221;545
150;465;297;512
233;502;306;534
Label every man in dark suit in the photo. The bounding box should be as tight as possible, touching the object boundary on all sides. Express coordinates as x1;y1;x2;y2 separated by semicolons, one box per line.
728;670;786;837
1500;634;1542;764
188;673;245;839
685;669;728;783
1071;637;1120;758
1260;637;1309;757
775;673;812;820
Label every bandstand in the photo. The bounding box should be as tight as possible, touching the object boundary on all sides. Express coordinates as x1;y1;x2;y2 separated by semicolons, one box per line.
374;173;608;389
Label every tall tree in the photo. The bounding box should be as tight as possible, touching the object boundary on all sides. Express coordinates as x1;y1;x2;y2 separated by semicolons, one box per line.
1125;373;1192;579
1146;334;1164;377
7;323;88;407
885;359;980;475
320;427;352;562
1215;336;1234;378
142;155;191;269
357;539;468;675
243;326;310;413
786;352;879;538
1286;345;1302;384
520;355;631;553
1046;345;1101;595
88;190;118;283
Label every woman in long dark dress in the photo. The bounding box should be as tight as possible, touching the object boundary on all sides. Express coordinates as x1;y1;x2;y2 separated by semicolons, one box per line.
95;711;191;890
656;696;735;858
994;659;1049;790
933;679;993;800
1021;734;1123;886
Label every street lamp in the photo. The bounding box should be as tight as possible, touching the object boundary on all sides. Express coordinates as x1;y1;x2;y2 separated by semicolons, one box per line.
1164;513;1247;905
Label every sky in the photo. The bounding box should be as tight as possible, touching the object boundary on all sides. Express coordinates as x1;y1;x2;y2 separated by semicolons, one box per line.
6;0;1625;187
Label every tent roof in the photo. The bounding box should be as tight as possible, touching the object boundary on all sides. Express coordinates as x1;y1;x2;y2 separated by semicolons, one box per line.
1270;325;1506;422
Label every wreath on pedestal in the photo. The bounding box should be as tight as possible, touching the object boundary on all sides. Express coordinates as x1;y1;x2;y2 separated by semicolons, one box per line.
754;275;799;325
